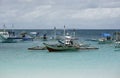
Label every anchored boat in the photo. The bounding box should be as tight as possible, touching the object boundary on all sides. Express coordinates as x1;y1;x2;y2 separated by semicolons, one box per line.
43;35;81;52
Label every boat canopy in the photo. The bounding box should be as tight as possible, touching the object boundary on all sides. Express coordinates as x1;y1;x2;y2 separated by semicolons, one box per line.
101;33;111;37
65;36;71;39
30;32;37;35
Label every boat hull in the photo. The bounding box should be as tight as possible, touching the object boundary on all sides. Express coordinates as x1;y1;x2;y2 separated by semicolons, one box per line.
43;43;79;52
98;40;113;44
28;46;46;50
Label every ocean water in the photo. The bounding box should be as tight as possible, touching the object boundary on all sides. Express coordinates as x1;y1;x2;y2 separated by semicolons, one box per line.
0;29;120;78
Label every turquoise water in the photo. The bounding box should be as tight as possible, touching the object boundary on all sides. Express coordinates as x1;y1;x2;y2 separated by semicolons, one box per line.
0;30;120;78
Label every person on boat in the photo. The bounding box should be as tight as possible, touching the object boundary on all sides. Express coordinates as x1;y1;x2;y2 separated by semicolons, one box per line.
36;32;40;37
43;34;47;40
106;36;111;40
70;40;73;45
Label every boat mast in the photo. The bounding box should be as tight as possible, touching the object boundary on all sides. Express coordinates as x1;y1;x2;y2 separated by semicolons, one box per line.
3;24;6;32
73;29;76;37
12;24;14;32
64;25;66;36
54;26;56;39
116;32;118;41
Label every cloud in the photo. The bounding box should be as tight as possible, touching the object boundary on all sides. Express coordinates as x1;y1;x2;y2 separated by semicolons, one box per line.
0;0;120;29
19;5;52;21
71;8;120;20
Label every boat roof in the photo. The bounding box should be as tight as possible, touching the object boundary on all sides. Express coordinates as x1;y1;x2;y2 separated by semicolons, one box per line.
101;33;111;37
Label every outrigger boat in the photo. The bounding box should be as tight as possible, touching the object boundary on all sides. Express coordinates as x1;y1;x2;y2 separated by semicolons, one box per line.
98;33;113;44
43;43;80;52
0;31;20;43
43;36;98;52
43;25;98;52
0;31;34;43
0;24;34;43
43;35;80;52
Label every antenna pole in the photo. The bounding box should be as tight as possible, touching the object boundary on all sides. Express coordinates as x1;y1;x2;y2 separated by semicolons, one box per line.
64;25;66;36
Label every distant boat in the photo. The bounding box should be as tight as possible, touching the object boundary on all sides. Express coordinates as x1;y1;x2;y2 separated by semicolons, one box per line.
98;38;113;44
19;31;34;41
0;24;22;43
113;32;120;48
98;33;113;44
115;41;120;48
113;32;120;41
28;46;46;50
0;31;19;43
0;31;9;39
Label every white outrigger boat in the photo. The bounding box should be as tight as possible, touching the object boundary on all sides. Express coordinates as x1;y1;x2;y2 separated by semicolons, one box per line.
0;31;18;43
0;24;22;43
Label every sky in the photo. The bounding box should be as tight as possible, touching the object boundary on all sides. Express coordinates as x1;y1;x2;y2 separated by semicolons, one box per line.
0;0;120;29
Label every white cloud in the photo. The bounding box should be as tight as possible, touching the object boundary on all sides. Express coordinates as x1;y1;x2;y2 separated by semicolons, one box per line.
71;8;120;20
19;5;52;21
0;0;120;29
19;0;33;2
